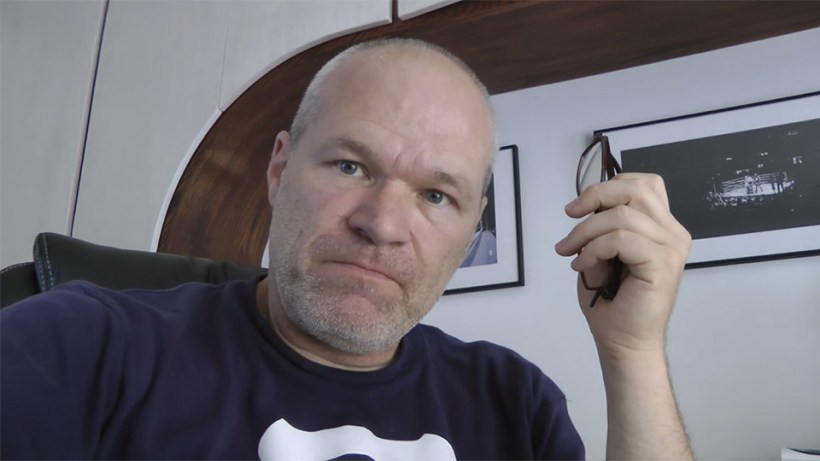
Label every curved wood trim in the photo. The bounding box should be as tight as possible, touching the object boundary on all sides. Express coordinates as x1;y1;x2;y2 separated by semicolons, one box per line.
159;1;820;265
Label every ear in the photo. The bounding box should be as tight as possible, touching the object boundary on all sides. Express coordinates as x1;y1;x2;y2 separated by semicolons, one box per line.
477;195;488;224
267;131;291;206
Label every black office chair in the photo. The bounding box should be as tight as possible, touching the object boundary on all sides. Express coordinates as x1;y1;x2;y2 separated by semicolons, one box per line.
0;233;266;309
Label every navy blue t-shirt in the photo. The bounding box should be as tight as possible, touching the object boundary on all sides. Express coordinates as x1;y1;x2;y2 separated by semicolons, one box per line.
1;276;584;459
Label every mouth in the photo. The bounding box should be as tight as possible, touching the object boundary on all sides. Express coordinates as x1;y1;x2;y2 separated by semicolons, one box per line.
325;260;400;286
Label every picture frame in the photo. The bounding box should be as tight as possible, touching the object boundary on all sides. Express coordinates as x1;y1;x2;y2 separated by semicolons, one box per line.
598;91;820;268
444;144;525;294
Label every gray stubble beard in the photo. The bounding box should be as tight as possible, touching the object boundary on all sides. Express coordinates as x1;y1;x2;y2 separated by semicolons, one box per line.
273;259;426;355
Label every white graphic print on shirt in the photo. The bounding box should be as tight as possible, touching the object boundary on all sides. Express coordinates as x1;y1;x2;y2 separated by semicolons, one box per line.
258;418;456;460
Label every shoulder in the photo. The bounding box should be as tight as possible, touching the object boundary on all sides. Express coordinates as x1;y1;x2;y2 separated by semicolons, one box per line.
3;280;208;325
412;324;565;399
410;325;583;458
0;278;264;458
0;278;260;401
414;323;543;368
1;281;125;340
0;278;257;349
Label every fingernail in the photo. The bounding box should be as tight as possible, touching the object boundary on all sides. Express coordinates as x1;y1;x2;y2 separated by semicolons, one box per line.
565;198;579;212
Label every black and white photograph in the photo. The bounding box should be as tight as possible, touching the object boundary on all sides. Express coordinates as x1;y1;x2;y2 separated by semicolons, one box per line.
459;178;498;268
601;92;820;267
444;145;524;294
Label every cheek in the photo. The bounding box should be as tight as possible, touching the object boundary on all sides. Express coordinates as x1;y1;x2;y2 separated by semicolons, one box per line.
414;221;475;271
272;178;349;240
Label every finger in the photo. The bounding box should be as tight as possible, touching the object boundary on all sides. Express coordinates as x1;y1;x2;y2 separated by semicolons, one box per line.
572;250;612;287
570;230;665;277
568;173;672;225
571;231;628;271
567;173;691;249
556;204;671;257
614;172;670;203
573;226;689;281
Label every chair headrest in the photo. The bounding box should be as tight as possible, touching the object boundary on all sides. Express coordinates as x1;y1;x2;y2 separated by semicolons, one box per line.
33;232;266;292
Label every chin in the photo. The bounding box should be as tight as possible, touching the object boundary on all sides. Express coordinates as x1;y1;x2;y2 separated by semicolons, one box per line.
309;297;418;353
321;333;400;356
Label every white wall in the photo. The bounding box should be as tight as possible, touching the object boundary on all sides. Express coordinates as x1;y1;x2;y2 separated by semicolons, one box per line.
0;0;105;267
71;0;391;253
425;28;820;459
219;0;390;110
72;0;230;251
0;1;391;261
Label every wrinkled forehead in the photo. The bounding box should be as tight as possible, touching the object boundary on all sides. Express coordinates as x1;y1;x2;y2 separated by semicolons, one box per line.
319;47;496;170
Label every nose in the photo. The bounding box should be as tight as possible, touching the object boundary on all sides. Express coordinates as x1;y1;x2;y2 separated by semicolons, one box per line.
347;182;412;246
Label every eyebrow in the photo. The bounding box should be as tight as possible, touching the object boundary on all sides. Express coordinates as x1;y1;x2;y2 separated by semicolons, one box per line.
329;137;474;193
333;137;376;160
431;169;469;192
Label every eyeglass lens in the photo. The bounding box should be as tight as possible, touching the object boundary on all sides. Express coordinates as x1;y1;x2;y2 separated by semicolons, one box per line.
575;135;623;307
578;140;607;193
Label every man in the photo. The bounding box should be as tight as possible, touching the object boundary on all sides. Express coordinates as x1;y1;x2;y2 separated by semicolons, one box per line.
1;38;693;459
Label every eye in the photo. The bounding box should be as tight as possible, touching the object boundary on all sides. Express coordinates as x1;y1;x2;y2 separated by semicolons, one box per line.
335;160;362;176
423;189;451;206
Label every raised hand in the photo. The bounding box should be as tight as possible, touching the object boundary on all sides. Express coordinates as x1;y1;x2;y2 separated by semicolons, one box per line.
555;173;691;354
555;172;694;460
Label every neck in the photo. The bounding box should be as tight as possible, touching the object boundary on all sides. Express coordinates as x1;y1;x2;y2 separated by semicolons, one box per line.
255;278;397;371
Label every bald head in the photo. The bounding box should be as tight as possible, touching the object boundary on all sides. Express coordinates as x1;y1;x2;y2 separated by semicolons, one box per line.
289;38;497;192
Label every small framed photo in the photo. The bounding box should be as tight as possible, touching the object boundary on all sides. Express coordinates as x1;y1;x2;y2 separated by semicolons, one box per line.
444;144;525;294
599;91;820;268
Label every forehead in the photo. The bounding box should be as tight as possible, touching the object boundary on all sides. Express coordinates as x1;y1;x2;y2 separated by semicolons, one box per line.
312;48;495;181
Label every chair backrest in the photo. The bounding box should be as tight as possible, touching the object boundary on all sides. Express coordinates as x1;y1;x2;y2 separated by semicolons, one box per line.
0;232;266;309
0;262;38;308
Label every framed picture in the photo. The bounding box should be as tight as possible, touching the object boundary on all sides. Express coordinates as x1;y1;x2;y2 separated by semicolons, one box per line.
599;91;820;268
444;145;525;294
